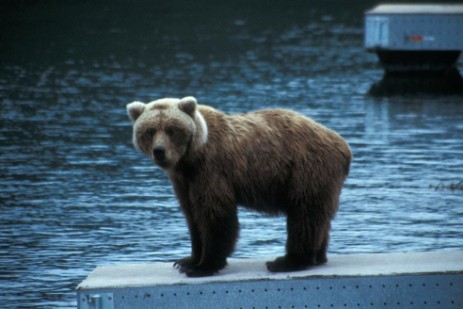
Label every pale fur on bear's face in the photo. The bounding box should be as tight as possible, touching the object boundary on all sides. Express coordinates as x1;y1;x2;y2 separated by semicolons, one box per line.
127;96;208;169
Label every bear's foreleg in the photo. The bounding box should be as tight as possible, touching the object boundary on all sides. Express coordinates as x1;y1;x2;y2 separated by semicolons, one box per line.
184;206;239;277
174;205;202;273
173;228;202;273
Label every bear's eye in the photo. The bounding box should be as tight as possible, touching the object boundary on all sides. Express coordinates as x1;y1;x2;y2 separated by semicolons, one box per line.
146;128;156;138
165;127;175;136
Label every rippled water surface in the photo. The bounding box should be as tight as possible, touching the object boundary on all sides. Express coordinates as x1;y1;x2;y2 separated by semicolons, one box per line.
1;1;463;308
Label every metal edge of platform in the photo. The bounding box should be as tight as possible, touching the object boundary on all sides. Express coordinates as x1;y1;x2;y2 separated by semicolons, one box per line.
76;251;463;309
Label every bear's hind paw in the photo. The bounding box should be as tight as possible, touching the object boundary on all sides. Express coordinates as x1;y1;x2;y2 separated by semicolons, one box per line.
266;256;312;273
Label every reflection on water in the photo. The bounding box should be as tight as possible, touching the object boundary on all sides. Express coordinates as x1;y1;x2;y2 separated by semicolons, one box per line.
1;1;463;308
369;68;463;96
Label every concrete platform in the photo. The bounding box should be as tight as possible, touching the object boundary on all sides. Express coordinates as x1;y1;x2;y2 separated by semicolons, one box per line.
77;251;463;309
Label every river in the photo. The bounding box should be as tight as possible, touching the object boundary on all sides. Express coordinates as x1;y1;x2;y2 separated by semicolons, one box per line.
1;1;462;308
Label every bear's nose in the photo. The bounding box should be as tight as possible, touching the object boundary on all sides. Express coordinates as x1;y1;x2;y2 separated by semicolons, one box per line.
153;146;166;161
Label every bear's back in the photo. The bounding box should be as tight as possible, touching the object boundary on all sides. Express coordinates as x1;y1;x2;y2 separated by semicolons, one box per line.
187;106;351;213
198;106;350;168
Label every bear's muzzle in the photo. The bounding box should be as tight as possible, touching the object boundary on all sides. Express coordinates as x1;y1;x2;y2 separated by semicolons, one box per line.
153;145;166;162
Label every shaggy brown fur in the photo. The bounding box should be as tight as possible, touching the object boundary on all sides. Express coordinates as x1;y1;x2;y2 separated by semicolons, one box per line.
127;96;351;277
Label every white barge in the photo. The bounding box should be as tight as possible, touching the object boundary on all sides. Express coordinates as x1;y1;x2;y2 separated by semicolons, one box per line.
365;4;463;73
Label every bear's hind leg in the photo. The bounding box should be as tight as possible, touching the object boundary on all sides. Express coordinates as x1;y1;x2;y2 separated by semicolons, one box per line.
315;229;329;265
267;210;325;272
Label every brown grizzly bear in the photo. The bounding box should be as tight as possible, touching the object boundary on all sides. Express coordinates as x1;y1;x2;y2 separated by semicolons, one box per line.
127;96;351;277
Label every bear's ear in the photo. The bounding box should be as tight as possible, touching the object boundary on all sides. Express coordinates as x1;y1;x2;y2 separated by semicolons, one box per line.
127;101;146;122
178;96;197;117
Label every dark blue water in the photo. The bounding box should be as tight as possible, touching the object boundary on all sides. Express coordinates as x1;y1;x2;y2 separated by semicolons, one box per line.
1;1;462;308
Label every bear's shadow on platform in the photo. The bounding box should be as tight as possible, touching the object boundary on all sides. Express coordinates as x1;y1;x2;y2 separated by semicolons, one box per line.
368;68;463;96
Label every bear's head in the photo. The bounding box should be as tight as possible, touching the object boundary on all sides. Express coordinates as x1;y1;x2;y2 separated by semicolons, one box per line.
127;96;208;169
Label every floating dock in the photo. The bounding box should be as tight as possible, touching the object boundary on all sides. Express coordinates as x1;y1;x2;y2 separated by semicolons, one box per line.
365;4;463;73
77;251;463;309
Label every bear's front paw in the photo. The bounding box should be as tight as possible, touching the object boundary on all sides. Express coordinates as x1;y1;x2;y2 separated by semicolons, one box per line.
173;256;197;273
184;267;217;278
182;259;228;277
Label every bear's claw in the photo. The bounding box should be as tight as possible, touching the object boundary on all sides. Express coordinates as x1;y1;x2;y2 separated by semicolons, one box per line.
173;256;198;273
173;258;227;277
